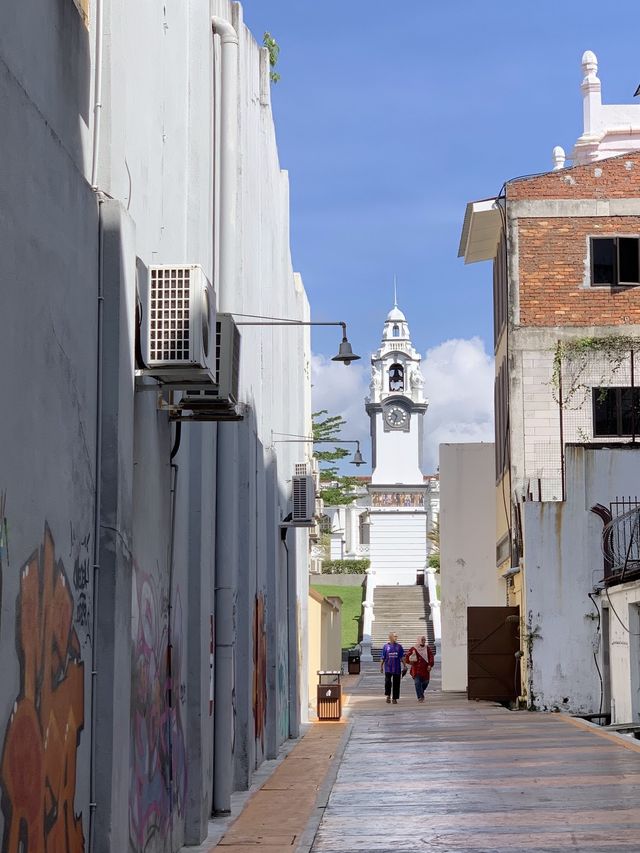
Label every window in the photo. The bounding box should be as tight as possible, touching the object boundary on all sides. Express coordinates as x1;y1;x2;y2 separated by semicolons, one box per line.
359;514;370;545
392;324;400;337
494;359;508;480
493;233;507;346
593;387;640;437
388;363;404;392
591;237;640;286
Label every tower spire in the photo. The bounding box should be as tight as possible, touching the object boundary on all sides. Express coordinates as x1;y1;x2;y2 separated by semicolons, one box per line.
393;275;398;308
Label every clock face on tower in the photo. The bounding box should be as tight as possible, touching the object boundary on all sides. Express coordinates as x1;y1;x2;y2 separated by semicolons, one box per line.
384;405;409;430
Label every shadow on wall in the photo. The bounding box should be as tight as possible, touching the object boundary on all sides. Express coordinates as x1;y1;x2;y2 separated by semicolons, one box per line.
0;524;85;851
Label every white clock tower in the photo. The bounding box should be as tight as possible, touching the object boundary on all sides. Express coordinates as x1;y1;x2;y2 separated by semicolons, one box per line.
365;301;428;585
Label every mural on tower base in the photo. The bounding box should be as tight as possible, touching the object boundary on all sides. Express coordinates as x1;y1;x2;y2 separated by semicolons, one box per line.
371;492;425;508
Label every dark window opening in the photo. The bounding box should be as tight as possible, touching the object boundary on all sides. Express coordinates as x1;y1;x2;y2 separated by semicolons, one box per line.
619;238;640;284
392;324;400;337
591;237;640;286
493;233;507;346
389;363;404;392
359;514;370;545
593;387;640;437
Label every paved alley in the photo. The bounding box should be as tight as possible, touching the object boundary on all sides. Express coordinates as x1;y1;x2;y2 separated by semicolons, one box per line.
310;662;640;853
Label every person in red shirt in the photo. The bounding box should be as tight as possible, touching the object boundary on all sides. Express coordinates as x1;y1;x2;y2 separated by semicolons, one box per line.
404;635;434;703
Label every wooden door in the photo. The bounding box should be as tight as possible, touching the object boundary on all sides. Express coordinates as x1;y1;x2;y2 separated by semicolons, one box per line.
467;606;520;702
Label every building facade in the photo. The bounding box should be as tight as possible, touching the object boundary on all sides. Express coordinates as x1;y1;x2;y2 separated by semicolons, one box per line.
0;2;313;851
459;51;640;714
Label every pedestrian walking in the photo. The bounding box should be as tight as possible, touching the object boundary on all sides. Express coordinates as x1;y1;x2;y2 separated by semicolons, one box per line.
404;635;434;703
380;632;406;704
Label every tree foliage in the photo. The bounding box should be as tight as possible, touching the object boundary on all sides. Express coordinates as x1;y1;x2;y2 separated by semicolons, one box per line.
312;410;359;506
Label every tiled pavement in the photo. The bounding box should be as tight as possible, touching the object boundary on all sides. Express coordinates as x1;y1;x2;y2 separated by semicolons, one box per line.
311;663;640;853
199;662;640;852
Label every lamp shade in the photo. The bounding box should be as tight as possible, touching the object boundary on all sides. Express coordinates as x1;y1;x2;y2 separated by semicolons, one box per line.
351;448;365;466
332;337;360;365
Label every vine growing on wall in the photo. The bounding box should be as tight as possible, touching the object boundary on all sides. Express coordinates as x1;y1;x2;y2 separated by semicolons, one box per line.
263;32;281;83
550;335;640;409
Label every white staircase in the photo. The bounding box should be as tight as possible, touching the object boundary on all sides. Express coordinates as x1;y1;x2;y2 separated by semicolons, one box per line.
371;585;435;659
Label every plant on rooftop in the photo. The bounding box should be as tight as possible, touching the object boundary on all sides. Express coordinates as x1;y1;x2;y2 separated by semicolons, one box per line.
263;32;281;83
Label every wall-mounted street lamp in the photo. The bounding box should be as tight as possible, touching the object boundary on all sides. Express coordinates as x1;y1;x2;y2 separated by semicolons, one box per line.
272;433;367;467
233;313;360;365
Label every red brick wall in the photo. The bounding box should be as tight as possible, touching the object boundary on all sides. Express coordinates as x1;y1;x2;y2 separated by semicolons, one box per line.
508;153;640;327
507;152;640;200
517;217;640;326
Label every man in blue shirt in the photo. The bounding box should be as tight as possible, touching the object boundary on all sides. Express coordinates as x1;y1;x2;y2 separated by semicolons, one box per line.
380;632;405;704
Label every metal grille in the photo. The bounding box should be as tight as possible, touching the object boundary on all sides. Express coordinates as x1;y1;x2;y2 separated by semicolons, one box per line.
292;474;312;520
294;463;308;476
603;497;640;582
150;267;192;362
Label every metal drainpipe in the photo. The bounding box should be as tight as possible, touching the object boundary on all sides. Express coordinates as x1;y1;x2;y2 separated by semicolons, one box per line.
88;193;105;853
211;11;239;816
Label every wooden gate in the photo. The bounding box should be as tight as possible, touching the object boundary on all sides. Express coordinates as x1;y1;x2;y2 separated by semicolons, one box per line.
467;606;520;702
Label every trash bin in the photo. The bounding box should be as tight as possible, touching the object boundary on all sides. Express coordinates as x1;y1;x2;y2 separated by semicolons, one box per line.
317;671;341;721
347;649;361;675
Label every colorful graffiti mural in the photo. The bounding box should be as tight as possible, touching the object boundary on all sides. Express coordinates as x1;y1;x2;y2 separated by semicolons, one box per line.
252;594;267;748
0;524;85;852
129;567;187;852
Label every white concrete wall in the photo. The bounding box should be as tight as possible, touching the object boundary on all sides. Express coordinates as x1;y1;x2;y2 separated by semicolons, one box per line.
602;581;640;724
368;511;427;585
370;412;424;484
0;0;311;848
509;326;640;504
523;446;640;715
439;443;501;692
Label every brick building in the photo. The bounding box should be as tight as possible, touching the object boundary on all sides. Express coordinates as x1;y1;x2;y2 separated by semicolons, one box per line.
458;52;640;712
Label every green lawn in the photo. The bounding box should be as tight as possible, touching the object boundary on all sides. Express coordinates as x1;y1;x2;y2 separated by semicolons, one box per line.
311;583;364;650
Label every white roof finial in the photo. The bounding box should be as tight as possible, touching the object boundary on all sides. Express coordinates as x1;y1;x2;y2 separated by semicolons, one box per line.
581;49;598;78
552;145;566;171
393;275;398;308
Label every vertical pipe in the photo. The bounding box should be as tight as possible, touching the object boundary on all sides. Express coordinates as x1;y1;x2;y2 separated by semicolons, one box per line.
631;349;635;444
558;343;565;501
90;0;104;189
88;195;105;853
211;11;239;816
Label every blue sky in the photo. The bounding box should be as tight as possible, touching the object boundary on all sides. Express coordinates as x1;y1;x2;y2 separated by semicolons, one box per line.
241;1;640;468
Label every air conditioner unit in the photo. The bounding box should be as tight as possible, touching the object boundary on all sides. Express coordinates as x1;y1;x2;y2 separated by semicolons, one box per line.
143;264;216;385
292;473;315;524
180;313;243;419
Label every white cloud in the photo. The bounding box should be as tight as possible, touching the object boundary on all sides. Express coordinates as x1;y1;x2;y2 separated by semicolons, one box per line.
422;337;494;471
311;337;495;474
311;354;371;466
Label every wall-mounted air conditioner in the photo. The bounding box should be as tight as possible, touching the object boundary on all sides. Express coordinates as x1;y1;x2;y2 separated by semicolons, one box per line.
142;264;216;386
180;313;243;419
292;473;315;524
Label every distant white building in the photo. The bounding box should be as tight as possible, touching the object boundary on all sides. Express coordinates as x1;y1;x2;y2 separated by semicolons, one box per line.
321;303;441;653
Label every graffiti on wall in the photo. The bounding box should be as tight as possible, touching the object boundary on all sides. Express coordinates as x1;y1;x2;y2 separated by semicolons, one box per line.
70;523;92;649
252;594;267;748
0;524;85;852
129;567;187;852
